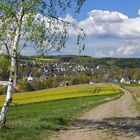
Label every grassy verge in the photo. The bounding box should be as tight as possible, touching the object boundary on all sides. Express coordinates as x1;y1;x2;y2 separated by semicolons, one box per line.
135;101;140;112
121;83;140;113
133;95;140;113
119;83;140;88
0;93;122;140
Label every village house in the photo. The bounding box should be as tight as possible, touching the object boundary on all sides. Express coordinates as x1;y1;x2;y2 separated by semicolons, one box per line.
120;77;131;84
27;74;34;82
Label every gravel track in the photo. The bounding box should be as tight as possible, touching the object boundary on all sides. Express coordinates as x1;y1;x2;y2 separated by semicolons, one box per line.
48;87;140;140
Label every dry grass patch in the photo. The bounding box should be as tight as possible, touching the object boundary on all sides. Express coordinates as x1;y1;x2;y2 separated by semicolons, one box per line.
127;87;140;95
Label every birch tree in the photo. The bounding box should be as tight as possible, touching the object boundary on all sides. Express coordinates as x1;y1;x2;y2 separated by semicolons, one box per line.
0;0;85;127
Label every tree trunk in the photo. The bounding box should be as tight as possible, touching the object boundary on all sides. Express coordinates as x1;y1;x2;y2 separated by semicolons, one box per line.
13;55;18;90
0;1;24;127
0;56;17;127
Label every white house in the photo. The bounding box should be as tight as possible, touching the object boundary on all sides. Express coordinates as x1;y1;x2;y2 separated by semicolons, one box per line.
27;74;34;82
120;78;131;84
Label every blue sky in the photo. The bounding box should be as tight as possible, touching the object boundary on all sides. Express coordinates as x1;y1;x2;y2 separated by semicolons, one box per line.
22;0;140;58
78;0;140;20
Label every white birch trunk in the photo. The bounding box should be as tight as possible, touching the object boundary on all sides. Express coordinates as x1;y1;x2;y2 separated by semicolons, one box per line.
0;1;24;127
13;56;18;90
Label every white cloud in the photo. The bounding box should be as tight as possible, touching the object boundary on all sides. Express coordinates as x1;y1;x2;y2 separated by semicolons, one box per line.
95;51;107;57
94;45;140;58
87;10;128;22
61;10;140;58
76;10;140;38
138;9;140;15
117;45;140;56
62;14;77;24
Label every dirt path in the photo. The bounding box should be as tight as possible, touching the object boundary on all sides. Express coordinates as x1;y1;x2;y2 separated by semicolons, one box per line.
48;88;140;140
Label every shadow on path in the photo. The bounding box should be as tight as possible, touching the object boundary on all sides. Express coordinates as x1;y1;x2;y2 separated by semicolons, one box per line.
70;116;140;137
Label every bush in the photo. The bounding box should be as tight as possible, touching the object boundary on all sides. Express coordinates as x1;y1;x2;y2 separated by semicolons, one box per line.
0;86;7;95
18;79;33;92
31;80;45;90
43;78;54;88
18;78;56;92
17;73;91;93
71;72;91;85
43;77;64;89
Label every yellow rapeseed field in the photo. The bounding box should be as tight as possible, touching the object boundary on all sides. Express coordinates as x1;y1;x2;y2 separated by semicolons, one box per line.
35;57;56;61
0;85;121;106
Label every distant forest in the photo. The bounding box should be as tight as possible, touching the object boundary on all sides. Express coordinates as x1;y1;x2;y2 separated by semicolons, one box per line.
22;55;140;68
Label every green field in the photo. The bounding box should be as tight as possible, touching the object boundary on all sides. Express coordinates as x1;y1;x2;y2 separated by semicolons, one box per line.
0;85;120;106
0;85;122;140
120;83;140;88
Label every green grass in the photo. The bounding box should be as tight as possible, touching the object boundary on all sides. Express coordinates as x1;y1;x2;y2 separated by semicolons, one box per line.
135;101;140;112
0;93;122;140
0;85;120;106
133;94;140;113
120;83;140;88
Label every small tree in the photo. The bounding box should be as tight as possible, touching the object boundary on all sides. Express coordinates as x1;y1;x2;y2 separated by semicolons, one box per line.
0;0;86;127
0;55;10;80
